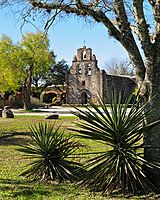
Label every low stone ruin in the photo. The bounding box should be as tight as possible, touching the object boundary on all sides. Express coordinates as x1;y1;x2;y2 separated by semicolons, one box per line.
2;106;14;118
45;114;59;119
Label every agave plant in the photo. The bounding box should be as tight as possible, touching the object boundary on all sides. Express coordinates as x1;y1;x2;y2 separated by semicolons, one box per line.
17;123;82;182
70;93;160;194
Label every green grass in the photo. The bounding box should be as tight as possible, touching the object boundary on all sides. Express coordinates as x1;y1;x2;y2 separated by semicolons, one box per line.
0;115;157;199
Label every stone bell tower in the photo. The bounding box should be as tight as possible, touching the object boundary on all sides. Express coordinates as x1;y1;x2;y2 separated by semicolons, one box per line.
66;46;103;104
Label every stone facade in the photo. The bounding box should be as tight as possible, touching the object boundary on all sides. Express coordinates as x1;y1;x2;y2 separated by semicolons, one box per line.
66;46;136;104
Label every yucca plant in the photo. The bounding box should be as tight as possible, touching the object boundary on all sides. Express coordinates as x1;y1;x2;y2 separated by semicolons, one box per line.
17;123;82;182
70;93;160;194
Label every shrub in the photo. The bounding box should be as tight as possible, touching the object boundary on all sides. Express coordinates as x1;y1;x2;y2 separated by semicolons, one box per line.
30;96;45;108
17;123;82;182
71;93;160;195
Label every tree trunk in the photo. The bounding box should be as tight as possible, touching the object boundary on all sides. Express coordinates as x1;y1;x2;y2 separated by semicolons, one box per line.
22;62;33;110
22;85;32;110
143;60;160;186
144;96;160;187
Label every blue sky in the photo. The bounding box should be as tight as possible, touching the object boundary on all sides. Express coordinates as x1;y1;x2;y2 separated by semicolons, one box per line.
0;7;128;68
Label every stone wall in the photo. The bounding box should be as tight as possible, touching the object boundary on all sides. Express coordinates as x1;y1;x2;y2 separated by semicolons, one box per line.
66;46;103;104
103;74;136;103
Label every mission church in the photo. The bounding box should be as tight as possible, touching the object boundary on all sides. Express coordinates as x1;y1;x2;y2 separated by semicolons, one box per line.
66;46;136;104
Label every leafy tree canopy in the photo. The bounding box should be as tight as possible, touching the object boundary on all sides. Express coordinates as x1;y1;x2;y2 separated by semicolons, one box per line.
46;59;69;86
0;32;55;109
0;32;54;92
32;57;69;89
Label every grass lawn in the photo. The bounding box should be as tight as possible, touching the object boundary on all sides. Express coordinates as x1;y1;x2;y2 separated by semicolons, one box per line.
0;115;156;200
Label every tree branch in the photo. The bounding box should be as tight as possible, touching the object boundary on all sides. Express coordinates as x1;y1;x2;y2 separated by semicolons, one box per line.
29;0;122;40
133;0;154;59
28;0;145;81
152;1;160;50
113;0;146;81
29;0;85;15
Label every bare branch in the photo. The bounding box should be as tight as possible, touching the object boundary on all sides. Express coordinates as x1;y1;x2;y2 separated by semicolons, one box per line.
133;0;154;60
44;9;62;32
29;0;83;15
152;1;160;50
112;0;145;81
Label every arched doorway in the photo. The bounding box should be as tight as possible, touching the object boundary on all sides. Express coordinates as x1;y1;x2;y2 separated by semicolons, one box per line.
43;92;57;103
81;92;87;104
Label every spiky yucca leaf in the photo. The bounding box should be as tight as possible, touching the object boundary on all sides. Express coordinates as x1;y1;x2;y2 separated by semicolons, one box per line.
17;123;82;182
70;93;160;194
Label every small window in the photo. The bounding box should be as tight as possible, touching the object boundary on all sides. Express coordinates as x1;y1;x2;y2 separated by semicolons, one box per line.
78;65;82;74
82;81;85;86
88;64;91;75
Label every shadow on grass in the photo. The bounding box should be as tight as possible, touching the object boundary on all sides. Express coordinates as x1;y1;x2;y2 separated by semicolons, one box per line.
0;178;79;199
0;132;30;146
0;178;50;198
13;189;49;198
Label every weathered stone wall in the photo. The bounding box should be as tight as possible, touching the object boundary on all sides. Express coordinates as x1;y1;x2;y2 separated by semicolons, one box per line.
66;46;103;104
103;74;136;103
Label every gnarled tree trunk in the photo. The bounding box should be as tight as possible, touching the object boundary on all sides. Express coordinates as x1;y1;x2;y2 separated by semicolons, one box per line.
142;58;160;186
